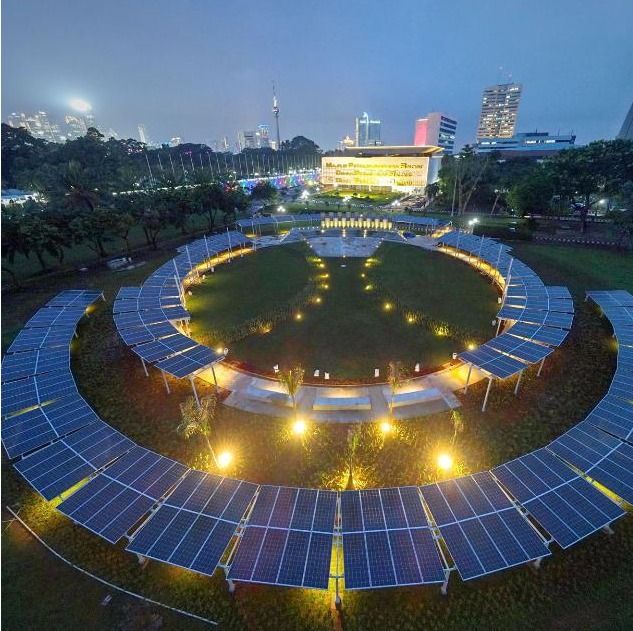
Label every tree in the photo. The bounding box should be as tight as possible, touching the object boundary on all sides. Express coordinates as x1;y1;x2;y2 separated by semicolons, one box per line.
438;146;491;215
193;182;225;230
112;209;136;257
177;394;218;468
450;410;464;447
345;424;362;490
506;168;554;216
387;361;405;420
279;366;305;420
69;208;116;258
60;161;100;212
250;180;279;202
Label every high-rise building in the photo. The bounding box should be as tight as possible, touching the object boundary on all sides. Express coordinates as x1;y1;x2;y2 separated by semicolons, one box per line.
475;131;576;157
221;136;230;151
337;135;355;152
238;130;258;150
65;114;89;140
7;111;62;143
617;102;633;141
355;112;382;146
413;112;457;154
170;137;182;147
257;124;271;148
477;83;522;139
138;124;151;145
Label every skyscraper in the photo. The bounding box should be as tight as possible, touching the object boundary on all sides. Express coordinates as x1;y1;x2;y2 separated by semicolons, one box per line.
413;112;457;154
238;130;258;150
257;124;271;148
65;114;88;140
617;102;633;141
355;112;382;146
7;111;62;143
138;124;151;145
477;83;522;139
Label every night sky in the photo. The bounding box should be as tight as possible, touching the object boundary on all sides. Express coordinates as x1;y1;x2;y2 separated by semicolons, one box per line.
2;0;632;149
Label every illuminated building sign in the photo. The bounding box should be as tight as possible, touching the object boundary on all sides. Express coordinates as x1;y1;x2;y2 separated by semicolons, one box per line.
320;156;430;193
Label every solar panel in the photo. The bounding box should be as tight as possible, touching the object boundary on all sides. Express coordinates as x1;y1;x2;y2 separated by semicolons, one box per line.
584;394;633;442
1;394;100;459
25;306;91;329
340;488;445;589
126;470;256;577
420;472;550;581
6;325;77;354
155;345;222;378
58;446;188;543
506;322;569;347
14;421;134;500
45;289;103;308
486;334;553;364
227;487;337;589
492;449;625;548
547;421;633;504
459;346;527;379
1;347;69;383
132;334;196;363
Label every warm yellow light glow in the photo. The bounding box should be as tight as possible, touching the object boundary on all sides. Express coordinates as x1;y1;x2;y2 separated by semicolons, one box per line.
216;346;224;354
361;273;366;278
365;284;373;291
295;312;303;321
437;453;453;471
322;284;329;289
315;297;322;304
467;343;476;351
380;421;392;434
407;316;414;323
384;303;392;311
293;419;307;435
319;263;325;268
217;451;233;469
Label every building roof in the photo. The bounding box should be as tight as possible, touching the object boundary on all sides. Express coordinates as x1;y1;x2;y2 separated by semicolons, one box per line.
342;145;443;157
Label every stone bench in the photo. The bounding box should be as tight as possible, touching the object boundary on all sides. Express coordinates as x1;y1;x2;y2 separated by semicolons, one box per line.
313;396;371;411
243;386;291;406
390;388;443;408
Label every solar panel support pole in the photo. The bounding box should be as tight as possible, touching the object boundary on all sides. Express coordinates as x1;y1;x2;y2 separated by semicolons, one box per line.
537;357;545;377
227;579;236;593
532;557;543;570
493;245;503;284
481;377;493;412
496;319;502;336
190;376;200;407
161;370;171;394
602;524;614;535
440;575;449;596
514;370;524;396
210;364;218;387
463;364;473;394
140;357;149;377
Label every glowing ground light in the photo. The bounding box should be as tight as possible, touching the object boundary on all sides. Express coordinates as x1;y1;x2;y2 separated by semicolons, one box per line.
216;346;224;354
217;451;233;469
293;419;307;435
380;421;392;434
467;343;477;351
437;453;453;471
295;312;303;321
407;316;414;323
365;284;373;291
361;273;366;278
384;303;392;311
315;297;322;303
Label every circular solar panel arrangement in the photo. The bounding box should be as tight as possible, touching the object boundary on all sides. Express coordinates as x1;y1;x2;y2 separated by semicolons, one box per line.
2;224;631;596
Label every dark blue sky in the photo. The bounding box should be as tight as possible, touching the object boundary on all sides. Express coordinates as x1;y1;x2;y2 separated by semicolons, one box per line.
3;0;632;149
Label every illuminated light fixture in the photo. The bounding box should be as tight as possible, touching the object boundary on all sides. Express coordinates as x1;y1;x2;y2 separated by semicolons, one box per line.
365;284;373;291
407;316;414;323
380;421;392;434
293;419;307;435
217;451;233;469
384;303;392;311
315;297;322;304
295;312;303;321
277;205;286;213
216;346;224;354
361;273;366;278
437;453;453;471
467;343;476;351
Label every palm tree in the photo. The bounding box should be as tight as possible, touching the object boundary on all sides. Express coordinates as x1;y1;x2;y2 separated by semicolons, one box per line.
345;425;362;490
279;366;305;420
177;394;218;468
451;409;464;447
387;361;405;420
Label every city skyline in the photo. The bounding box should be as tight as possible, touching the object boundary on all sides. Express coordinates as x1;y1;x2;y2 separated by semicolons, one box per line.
3;0;633;150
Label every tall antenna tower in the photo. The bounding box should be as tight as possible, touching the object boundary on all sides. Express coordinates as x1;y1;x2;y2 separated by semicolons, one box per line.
272;81;281;150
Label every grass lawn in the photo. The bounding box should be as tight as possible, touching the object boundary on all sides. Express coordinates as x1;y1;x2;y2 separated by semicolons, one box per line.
187;241;497;379
1;240;633;630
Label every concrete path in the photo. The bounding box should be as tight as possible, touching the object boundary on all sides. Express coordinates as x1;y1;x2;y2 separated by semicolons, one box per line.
198;361;488;423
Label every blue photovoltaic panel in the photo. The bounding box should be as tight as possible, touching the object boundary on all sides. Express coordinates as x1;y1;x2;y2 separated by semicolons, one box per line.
485;334;553;364
25;306;90;328
548;421;633;504
132;334;196;363
459;345;527;379
587;290;633;309
155;345;222;378
227;487;336;589
46;289;103;308
341;488;445;589
6;325;77;353
584;394;633;442
420;473;550;581
506;321;569;347
13;420;132;501
1;347;69;383
58;446;188;543
492;449;625;548
1;395;100;459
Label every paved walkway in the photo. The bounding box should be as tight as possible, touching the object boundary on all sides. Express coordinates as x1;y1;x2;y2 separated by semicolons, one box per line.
197;361;488;422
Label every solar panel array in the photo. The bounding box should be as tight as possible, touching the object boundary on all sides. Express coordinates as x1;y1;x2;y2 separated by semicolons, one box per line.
228;486;337;589
114;231;250;379
420;472;550;580
437;231;573;381
127;470;257;577
492;448;625;548
339;487;446;589
1;290;105;459
236;213;322;229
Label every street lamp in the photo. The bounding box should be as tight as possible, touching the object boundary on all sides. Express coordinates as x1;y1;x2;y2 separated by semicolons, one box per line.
217;451;233;469
437;453;453;472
